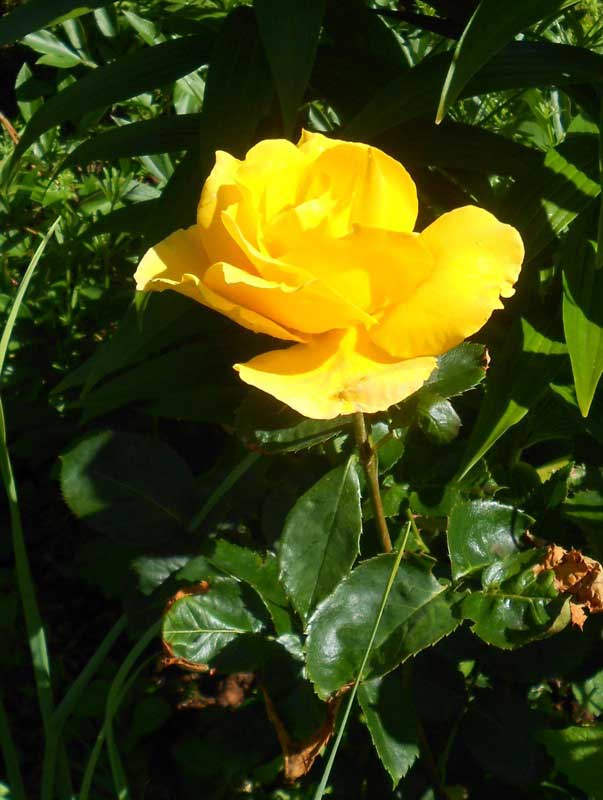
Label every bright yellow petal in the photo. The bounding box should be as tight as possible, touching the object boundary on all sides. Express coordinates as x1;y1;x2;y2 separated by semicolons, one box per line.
134;226;305;342
234;327;436;419
301;140;418;236
236;139;306;220
220;210;377;329
282;226;431;314
297;129;341;159
369;206;524;359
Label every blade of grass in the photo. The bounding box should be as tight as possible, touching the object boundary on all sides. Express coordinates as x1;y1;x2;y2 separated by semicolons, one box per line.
41;613;127;800
0;689;27;800
0;218;72;797
312;523;411;800
79;621;160;800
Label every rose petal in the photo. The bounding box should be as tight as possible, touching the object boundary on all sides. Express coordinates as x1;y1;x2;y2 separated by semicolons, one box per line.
301;139;418;235
134;226;306;342
235;327;436;419
369;206;524;359
282;225;432;315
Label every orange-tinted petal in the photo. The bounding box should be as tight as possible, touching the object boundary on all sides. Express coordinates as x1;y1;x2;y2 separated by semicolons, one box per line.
369;206;524;359
235;327;436;419
134;226;305;342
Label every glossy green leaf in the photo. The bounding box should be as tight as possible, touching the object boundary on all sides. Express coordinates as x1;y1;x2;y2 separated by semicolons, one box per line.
416;396;461;444
162;577;268;667
423;342;487;399
357;669;419;788
204;539;293;634
61;114;201;170
60;430;198;544
563;237;603;417
306;555;460;698
255;0;325;136
436;0;575;122
9;31;216;167
463;549;569;649
447;500;533;580
280;457;361;622
573;670;603;716
0;0;109;47
235;391;350;453
457;316;567;480
539;725;603;799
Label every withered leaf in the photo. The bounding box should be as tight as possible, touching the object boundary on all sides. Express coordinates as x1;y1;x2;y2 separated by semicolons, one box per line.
534;545;603;629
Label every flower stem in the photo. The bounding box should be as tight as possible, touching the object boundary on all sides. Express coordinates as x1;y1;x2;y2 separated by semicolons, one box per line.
353;412;392;553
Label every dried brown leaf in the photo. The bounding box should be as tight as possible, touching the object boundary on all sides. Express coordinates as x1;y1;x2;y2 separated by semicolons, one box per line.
262;688;344;781
534;544;603;627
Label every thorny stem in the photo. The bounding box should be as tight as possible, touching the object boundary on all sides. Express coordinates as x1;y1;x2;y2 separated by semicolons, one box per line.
353;412;392;553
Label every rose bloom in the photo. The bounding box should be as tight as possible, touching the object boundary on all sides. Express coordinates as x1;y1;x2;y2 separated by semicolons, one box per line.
135;131;523;419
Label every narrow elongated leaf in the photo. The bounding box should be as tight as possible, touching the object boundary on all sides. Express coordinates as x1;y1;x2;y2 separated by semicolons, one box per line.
436;0;575;122
0;0;109;47
563;236;603;417
162;577;268;667
147;7;274;240
10;31;216;166
463;549;568;648
447;500;533;580
280;458;361;622
357;669;419;788
539;725;603;799
60;430;199;544
306;555;460;698
345;41;603;140
380;118;542;177
61;114;201;170
457;316;567;480
255;0;325;135
506;116;599;261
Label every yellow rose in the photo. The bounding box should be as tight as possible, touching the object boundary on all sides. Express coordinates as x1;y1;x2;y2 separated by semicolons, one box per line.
135;131;524;419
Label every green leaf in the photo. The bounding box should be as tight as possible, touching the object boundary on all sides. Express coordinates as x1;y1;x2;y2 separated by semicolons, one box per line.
416;395;461;444
345;41;603;141
423;342;487;399
357;669;420;788
162;577;268;667
60;430;199;545
463;549;569;649
9;30;216;167
0;0;109;47
255;0;325;136
380;118;542;178
23;30;89;68
573;670;603;716
563;236;603;417
204;539;293;635
146;6;274;240
447;500;533;581
457;316;567;480
280;457;361;622
306;555;460;698
436;0;575;122
539;725;603;799
235;391;350;453
61;114;201;170
506;116;600;261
